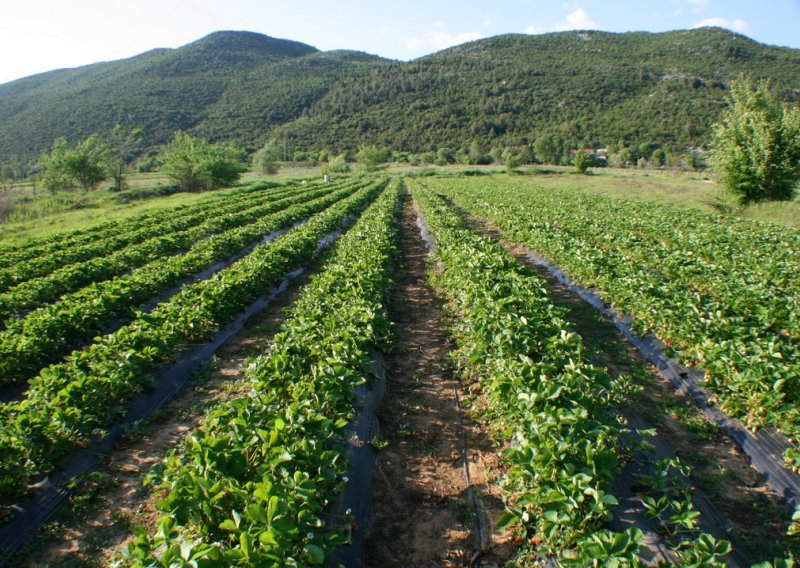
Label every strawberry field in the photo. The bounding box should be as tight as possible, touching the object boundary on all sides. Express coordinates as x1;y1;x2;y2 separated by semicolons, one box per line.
0;174;798;566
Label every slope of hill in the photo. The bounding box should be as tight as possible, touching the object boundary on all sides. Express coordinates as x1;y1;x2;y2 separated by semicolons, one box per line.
0;31;332;161
1;27;799;166
275;28;800;153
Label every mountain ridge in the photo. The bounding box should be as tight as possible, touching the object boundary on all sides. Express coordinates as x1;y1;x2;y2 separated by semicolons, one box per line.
1;27;799;168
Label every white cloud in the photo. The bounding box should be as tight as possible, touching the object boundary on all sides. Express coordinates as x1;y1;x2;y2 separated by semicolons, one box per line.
555;7;598;30
433;21;445;29
525;6;597;35
406;27;484;51
693;17;750;33
483;19;495;28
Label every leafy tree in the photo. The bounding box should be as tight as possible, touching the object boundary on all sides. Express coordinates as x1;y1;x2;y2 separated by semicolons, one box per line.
40;138;73;193
651;148;666;168
435;147;455;166
68;135;109;191
106;125;142;191
502;148;523;172
320;153;351;175
355;145;389;171
711;78;800;204
157;132;246;191
573;150;593;174
253;139;282;175
419;151;437;164
688;151;707;171
612;148;633;168
392;151;410;163
468;139;491;165
40;136;108;192
666;152;686;173
534;134;568;165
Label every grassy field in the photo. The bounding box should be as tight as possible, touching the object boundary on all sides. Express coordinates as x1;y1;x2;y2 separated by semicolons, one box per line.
512;166;800;227
0;167;327;243
3;164;800;243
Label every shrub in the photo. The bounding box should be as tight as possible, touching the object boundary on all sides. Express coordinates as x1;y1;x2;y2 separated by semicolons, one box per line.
157;132;246;191
711;78;800;204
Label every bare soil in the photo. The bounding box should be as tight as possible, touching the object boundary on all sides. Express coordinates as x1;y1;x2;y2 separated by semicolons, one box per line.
12;269;312;568
362;196;513;567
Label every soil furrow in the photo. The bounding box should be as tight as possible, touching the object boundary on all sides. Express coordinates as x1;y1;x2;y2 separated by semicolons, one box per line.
363;195;511;567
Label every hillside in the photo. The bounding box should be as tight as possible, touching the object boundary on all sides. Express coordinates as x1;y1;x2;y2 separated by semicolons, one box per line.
1;27;799;166
276;28;800;153
0;31;387;163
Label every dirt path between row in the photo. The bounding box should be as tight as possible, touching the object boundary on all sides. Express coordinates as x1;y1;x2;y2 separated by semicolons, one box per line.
14;268;313;568
362;195;512;567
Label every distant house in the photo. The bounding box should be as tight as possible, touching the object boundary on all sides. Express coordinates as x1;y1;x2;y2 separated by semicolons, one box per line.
571;146;609;164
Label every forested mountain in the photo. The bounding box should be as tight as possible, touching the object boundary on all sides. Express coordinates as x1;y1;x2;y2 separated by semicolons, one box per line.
1;27;799;167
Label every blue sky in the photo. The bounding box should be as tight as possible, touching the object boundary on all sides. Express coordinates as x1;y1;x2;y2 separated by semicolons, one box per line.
1;0;798;84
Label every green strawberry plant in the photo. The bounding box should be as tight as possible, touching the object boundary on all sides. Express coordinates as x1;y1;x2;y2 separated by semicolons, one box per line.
121;180;401;566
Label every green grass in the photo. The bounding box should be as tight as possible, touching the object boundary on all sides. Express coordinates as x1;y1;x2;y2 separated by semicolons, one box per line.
4;166;800;244
0;167;332;244
509;166;800;228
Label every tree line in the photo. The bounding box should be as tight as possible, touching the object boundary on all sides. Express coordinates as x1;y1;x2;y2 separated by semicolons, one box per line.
7;78;800;208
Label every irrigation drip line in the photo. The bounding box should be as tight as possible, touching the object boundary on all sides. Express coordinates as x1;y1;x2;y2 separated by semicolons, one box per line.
520;246;800;510
0;224;352;565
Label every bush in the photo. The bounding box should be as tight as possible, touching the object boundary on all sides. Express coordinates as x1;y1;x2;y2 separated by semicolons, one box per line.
157;132;246;191
355;145;389;171
711;78;800;204
573;151;593;174
321;153;351;175
253;140;282;175
434;147;455;166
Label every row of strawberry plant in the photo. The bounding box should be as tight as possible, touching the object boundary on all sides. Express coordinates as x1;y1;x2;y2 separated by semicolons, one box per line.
0;181;325;292
433;176;800;468
408;180;731;565
0;180;284;268
0;183;366;385
0;180;384;499
0;181;350;323
121;180;402;566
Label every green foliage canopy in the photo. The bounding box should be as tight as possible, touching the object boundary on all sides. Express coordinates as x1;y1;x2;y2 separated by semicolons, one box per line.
40;135;108;192
157;132;246;191
711;78;800;204
355;145;389;171
573;150;594;174
534;134;570;165
320;153;351;175
252;139;282;175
